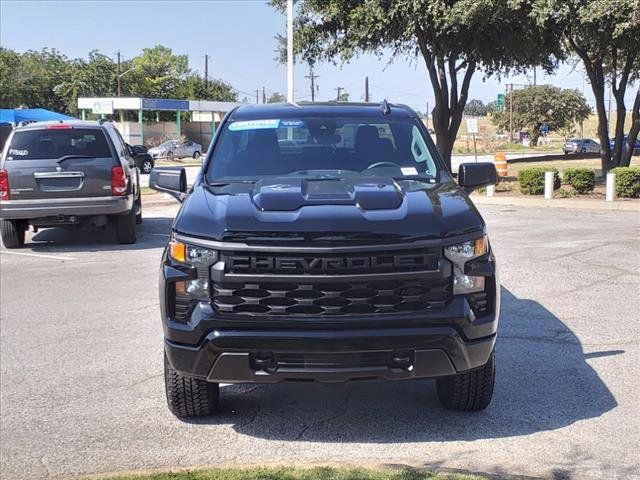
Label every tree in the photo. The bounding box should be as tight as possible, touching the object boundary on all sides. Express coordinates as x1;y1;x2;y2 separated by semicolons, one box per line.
272;0;562;170
177;74;237;102
337;91;349;102
267;91;287;103
490;85;591;146
533;0;639;170
55;51;117;115
463;99;487;117
0;48;22;108
127;45;189;98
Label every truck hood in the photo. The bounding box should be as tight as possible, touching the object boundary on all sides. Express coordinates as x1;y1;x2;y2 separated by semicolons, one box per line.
173;177;485;243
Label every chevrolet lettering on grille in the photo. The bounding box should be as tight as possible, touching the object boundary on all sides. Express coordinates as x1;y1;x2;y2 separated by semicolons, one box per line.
226;253;437;273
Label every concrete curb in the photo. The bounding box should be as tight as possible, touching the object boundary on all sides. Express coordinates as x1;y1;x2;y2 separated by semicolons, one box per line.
471;194;640;211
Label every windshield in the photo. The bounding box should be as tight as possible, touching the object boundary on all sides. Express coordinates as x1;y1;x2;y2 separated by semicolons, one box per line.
5;128;111;160
206;116;439;183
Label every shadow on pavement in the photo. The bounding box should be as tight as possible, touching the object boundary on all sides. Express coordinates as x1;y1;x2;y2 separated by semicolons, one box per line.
188;287;617;443
23;216;173;253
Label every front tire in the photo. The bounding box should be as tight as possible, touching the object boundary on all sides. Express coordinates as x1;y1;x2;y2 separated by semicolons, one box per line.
164;354;219;418
0;220;26;249
115;208;136;244
436;349;495;411
193;151;201;160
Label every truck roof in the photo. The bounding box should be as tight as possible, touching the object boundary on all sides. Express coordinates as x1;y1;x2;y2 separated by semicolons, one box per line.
230;102;416;121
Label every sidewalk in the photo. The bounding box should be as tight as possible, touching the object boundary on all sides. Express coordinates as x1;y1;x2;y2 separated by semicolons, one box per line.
471;193;639;211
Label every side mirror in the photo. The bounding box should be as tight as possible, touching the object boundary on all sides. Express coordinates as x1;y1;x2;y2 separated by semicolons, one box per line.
458;162;497;193
149;166;187;202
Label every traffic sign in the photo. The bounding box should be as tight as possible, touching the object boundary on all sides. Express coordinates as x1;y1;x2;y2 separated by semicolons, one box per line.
496;94;505;109
467;118;478;134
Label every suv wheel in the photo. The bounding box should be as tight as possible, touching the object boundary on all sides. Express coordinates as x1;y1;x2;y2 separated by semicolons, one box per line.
141;159;153;174
115;208;137;244
164;354;219;418
0;220;26;249
193;151;201;160
436;349;495;411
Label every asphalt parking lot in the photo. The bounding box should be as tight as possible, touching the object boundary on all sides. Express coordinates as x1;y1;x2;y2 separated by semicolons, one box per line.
1;202;638;480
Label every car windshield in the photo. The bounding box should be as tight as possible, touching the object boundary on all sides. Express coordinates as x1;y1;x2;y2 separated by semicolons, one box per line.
160;141;176;148
206;116;440;183
4;128;111;160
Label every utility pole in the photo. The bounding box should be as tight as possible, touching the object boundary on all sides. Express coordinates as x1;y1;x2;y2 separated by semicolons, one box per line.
365;76;369;102
262;86;266;104
509;83;514;144
533;67;536;86
305;66;319;102
255;89;259;104
335;86;343;101
204;54;209;88
117;51;121;97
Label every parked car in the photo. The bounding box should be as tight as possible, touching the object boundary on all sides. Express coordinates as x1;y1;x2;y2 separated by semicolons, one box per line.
563;138;600;154
0;120;141;247
609;135;640;155
151;102;499;418
148;139;202;160
129;144;154;174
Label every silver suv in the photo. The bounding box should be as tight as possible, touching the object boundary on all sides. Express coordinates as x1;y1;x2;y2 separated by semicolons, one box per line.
0;120;142;248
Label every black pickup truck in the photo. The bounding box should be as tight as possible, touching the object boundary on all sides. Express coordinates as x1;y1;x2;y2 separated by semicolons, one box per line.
150;102;499;418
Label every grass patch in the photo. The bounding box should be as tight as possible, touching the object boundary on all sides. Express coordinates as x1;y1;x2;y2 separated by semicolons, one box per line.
141;187;158;196
99;466;499;480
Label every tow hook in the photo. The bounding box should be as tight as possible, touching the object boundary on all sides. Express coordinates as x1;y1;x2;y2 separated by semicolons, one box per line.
390;351;414;370
250;352;277;373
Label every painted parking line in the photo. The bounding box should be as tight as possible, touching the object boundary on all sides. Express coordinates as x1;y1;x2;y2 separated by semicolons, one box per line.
0;250;75;261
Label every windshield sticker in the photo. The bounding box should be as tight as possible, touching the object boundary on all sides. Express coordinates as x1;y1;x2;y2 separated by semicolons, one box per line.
9;148;28;156
280;120;305;128
229;119;280;131
401;167;418;176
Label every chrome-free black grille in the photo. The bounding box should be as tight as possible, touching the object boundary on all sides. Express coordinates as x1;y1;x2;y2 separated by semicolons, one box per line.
212;278;451;316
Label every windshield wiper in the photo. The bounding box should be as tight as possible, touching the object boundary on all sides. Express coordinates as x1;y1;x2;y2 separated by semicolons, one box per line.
393;175;435;182
56;154;96;164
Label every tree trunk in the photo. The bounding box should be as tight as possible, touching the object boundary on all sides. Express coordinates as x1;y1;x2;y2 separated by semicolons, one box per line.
621;87;640;167
611;89;627;168
416;29;476;172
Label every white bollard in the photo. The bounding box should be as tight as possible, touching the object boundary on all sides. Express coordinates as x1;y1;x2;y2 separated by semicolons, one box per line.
486;185;495;197
606;173;616;202
544;171;554;199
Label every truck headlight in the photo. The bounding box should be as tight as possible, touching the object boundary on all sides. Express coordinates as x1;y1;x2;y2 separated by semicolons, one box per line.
169;240;217;301
444;236;488;294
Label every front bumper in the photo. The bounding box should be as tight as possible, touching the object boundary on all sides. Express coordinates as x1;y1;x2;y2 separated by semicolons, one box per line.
0;195;133;220
163;294;498;384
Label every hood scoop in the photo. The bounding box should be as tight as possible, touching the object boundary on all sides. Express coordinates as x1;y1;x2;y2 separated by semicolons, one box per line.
251;177;404;211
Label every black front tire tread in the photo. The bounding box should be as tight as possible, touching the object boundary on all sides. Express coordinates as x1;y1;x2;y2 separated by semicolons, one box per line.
436;350;495;411
115;209;137;244
0;220;26;249
164;355;219;418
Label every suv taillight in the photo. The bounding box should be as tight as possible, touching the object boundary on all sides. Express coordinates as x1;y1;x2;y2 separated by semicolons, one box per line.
111;166;127;196
0;169;9;200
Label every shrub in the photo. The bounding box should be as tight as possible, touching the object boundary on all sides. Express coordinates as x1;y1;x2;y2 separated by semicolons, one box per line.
555;187;576;198
610;167;640;198
517;167;560;195
563;167;596;193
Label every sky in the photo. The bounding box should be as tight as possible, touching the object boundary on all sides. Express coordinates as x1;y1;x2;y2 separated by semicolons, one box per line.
0;0;630;112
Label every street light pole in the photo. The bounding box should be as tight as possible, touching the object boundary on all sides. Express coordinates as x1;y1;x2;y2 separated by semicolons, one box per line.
286;0;294;103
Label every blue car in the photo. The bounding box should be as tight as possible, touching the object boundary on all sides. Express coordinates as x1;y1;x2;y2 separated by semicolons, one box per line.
609;135;640;154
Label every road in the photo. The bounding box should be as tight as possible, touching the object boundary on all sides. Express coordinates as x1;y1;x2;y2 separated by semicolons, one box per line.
139;152;558;188
1;202;638;480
